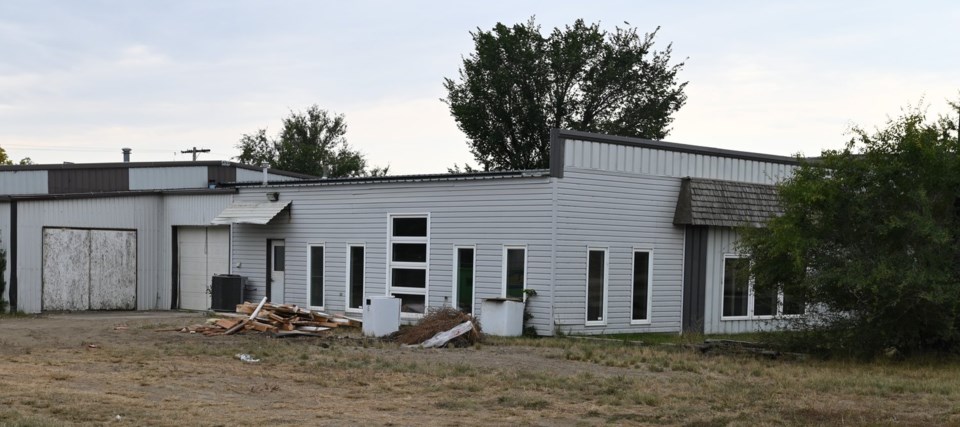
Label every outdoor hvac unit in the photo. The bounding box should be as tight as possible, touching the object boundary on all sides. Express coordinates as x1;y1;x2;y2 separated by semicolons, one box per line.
362;296;401;337
211;274;245;312
480;298;525;336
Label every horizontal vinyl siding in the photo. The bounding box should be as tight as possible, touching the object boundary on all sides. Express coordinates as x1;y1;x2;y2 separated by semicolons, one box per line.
554;168;684;335
0;170;48;195
563;139;795;185
229;177;556;334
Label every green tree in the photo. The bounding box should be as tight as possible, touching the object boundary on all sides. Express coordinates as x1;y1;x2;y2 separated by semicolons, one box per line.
444;18;687;171
0;147;30;166
739;100;960;357
235;105;388;178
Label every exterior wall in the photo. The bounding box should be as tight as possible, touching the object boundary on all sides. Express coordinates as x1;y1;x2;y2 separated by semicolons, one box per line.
0;170;48;195
0;202;9;308
563;138;795;185
236;168;305;183
229;177;556;334
12;193;232;313
130;167;209;190
48;168;129;193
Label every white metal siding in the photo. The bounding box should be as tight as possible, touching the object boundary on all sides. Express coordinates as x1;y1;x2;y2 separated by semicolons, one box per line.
554;169;685;334
0;170;48;195
563;139;795;184
229;178;556;334
129;167;209;190
236;168;305;183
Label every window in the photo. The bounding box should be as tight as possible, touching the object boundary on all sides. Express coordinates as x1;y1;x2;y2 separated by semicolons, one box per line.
347;245;364;310
632;250;652;323
272;245;285;271
308;245;324;308
503;246;526;299
453;246;475;314
389;215;428;314
586;248;607;324
722;256;804;319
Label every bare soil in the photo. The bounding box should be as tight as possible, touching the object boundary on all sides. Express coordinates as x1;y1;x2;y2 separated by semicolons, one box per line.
1;312;959;426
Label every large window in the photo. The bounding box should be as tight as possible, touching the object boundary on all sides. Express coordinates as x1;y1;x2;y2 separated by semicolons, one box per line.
308;244;324;308
347;245;364;311
586;248;607;325
631;250;652;323
389;215;428;314
722;256;804;319
503;246;526;299
453;246;475;314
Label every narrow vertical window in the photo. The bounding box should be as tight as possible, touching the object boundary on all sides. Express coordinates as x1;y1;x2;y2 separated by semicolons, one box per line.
586;249;607;324
389;215;429;314
504;247;526;299
753;282;778;317
632;250;651;322
781;290;805;315
722;257;750;317
348;245;364;310
308;245;324;307
455;247;475;314
272;245;285;271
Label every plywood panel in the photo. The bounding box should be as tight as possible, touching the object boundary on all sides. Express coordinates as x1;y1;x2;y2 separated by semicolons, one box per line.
89;230;137;310
42;228;90;311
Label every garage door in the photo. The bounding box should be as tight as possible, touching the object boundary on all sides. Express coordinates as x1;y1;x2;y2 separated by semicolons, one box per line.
42;228;137;311
178;226;229;310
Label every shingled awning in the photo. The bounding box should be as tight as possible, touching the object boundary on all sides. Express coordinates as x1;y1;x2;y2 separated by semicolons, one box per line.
673;178;781;227
212;200;291;225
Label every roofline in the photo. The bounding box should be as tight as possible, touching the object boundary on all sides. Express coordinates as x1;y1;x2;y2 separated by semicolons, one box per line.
553;129;802;166
223;169;551;188
0;160;315;179
0;187;236;202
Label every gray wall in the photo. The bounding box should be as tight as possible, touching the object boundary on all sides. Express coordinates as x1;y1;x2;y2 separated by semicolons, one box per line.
229;177;557;334
235;168;306;183
10;193;232;313
0;170;48;195
130;167;209;190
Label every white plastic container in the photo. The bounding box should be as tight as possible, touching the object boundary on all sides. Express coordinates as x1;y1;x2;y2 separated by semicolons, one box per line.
480;298;525;336
362;296;401;337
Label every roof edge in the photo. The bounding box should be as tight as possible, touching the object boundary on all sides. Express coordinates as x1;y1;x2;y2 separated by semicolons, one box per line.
222;169;551;188
0;188;237;202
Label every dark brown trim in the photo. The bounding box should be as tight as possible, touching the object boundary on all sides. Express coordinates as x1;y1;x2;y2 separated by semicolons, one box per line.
265;239;273;302
556;129;801;166
9;201;16;312
549;128;565;178
2;188;236;202
171;227;179;310
682;225;709;334
0;160;315;178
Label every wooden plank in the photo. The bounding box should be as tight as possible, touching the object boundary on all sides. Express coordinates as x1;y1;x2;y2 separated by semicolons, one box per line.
224;319;249;335
215;319;241;329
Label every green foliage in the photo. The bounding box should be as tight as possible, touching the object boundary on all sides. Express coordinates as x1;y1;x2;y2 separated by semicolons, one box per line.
0;147;31;166
235;105;388;178
444;18;687;171
739;100;960;357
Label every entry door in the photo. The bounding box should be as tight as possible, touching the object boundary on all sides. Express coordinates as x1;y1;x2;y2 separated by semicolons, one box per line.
270;240;286;303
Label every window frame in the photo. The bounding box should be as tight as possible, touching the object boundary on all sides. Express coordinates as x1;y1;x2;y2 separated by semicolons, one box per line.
501;245;527;300
452;245;476;314
720;254;804;320
306;242;325;310
585;247;609;326
387;213;430;316
345;243;365;313
630;248;654;325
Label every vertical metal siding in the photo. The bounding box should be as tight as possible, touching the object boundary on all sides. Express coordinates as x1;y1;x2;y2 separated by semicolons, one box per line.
235;168;305;182
228;178;556;334
0;170;48;195
0;203;9;307
48;169;129;193
565;139;795;184
129;167;209;190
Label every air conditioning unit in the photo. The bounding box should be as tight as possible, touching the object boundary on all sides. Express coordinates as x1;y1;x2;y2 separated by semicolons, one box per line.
211;274;244;312
362;296;401;337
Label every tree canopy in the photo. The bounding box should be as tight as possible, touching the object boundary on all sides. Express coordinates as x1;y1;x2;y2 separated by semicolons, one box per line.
235;105;387;178
739;100;960;357
0;146;31;165
444;18;687;171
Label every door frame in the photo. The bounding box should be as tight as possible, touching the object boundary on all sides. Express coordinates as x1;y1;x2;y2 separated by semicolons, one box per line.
267;239;286;303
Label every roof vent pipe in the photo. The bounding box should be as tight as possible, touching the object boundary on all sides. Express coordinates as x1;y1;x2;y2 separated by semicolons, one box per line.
261;162;269;186
122;148;131;163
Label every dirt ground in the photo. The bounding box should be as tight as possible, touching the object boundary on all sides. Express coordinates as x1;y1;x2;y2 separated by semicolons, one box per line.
2;312;960;426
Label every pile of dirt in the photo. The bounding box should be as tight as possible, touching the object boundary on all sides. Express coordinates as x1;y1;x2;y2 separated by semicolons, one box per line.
393;306;482;347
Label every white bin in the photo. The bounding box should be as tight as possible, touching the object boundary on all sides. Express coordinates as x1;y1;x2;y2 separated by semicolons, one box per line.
362;296;401;337
480;298;525;337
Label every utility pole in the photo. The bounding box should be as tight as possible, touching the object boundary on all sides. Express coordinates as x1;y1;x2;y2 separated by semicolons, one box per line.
180;147;210;161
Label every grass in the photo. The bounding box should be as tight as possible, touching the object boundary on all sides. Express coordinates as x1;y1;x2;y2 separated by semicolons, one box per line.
3;315;960;425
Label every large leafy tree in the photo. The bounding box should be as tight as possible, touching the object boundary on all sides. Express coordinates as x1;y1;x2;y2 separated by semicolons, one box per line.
444;18;687;171
0;146;31;165
740;100;960;357
236;105;387;178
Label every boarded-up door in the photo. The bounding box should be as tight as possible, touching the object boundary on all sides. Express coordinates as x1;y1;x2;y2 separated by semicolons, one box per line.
178;226;229;310
42;228;137;311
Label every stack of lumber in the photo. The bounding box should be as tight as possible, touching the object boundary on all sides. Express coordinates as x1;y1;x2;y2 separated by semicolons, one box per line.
177;297;361;337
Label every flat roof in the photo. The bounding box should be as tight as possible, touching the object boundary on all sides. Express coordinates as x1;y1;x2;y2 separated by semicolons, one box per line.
224;169;551;188
0;160;316;179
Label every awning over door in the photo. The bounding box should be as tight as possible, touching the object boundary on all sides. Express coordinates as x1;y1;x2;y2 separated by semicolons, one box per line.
212;200;291;225
673;178;780;227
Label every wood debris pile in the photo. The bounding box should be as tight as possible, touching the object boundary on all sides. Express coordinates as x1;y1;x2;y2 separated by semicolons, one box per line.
177;297;360;337
393;306;482;347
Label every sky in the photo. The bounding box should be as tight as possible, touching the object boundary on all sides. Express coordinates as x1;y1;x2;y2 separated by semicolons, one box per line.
0;1;957;174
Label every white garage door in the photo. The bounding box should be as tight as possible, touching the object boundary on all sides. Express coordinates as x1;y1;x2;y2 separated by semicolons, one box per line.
178;226;229;310
42;228;137;311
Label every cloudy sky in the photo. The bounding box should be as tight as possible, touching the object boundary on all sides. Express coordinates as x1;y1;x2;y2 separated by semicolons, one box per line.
1;1;957;173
